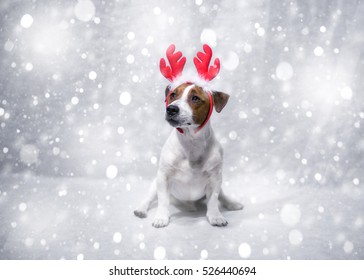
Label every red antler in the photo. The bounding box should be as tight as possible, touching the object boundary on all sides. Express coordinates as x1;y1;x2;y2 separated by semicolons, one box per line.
160;44;186;81
193;44;220;81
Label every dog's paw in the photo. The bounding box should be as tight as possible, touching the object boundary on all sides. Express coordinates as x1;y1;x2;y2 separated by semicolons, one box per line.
224;201;244;211
207;215;228;227
134;210;147;218
152;217;169;228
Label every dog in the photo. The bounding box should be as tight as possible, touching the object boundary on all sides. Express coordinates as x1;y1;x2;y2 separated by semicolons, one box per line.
134;44;243;227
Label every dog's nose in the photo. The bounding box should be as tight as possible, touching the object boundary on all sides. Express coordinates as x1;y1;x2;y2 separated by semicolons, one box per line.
166;105;179;117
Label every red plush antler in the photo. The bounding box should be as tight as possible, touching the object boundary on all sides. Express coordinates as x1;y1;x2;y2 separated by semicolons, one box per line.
160;44;186;81
193;44;220;81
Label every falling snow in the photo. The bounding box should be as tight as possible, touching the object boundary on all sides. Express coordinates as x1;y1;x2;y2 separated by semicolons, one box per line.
18;203;27;212
200;249;209;260
20;14;33;29
276;62;293;81
112;232;122;244
119;92;131;106
0;0;363;260
280;204;301;227
200;28;217;47
106;165;118;179
289;229;303;246
340;86;353;100
313;46;324;56
88;71;97;80
153;246;166;260
74;0;96;22
238;243;252;259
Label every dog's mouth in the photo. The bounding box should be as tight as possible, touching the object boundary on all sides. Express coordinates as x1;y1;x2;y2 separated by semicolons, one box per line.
166;117;192;128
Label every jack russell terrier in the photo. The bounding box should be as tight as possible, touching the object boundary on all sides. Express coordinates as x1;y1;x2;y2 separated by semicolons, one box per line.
134;44;243;227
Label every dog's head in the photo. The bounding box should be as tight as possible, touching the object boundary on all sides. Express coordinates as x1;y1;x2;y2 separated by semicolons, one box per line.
165;83;229;129
160;44;229;133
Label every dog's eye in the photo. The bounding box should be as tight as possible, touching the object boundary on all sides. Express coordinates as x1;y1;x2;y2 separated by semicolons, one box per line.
191;95;200;103
170;92;176;99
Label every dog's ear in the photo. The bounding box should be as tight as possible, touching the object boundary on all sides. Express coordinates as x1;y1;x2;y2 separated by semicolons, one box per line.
165;84;172;97
212;91;230;113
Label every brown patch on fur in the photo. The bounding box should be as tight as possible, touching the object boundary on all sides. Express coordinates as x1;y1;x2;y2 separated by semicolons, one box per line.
166;83;190;104
187;85;211;125
212;91;229;113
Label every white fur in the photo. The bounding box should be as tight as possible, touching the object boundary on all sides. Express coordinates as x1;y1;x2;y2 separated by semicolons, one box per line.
134;86;243;227
170;73;214;93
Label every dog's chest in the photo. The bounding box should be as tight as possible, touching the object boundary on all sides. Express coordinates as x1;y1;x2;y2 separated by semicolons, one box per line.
169;158;208;201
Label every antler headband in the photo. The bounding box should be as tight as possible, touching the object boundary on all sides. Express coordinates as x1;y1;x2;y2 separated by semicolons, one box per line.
160;44;220;82
160;44;220;135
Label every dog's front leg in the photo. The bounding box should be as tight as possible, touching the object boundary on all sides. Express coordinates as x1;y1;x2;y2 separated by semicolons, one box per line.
134;179;157;218
206;169;228;226
152;171;170;228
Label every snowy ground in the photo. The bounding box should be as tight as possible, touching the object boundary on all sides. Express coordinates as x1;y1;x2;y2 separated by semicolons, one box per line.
0;172;363;260
1;0;364;259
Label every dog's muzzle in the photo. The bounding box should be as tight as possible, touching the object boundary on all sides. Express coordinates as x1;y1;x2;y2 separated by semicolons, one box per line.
166;105;179;117
165;105;179;127
165;105;185;127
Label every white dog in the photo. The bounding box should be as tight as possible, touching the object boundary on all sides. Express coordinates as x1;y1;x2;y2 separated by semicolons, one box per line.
134;44;243;227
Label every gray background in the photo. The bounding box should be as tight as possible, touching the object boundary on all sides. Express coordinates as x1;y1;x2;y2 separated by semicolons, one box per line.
0;0;363;259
